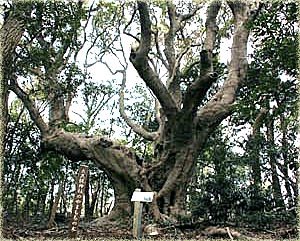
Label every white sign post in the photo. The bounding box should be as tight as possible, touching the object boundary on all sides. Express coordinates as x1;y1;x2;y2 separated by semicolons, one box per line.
131;188;153;238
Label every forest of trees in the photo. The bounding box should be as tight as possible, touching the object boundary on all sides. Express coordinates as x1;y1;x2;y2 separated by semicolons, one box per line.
2;0;298;236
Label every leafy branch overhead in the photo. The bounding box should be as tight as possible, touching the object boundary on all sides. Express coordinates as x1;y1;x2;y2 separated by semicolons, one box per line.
127;1;263;141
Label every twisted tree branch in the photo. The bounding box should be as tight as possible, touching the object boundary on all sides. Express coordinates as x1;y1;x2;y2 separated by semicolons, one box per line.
182;1;221;112
130;1;178;117
196;1;261;128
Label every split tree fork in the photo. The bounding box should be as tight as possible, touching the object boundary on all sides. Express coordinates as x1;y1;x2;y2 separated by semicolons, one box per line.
4;1;263;222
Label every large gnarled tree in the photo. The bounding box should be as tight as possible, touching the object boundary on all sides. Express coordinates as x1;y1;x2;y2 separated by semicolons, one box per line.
3;1;263;222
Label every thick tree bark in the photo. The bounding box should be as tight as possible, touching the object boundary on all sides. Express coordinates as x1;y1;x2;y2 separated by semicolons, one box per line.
107;173;135;221
41;129;141;221
1;4;27;156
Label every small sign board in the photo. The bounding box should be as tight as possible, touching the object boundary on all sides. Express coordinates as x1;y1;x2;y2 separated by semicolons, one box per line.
68;165;88;238
131;191;153;202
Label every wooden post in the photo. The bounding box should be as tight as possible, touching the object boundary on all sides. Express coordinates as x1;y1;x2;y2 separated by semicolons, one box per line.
68;165;89;238
133;188;143;238
131;189;153;238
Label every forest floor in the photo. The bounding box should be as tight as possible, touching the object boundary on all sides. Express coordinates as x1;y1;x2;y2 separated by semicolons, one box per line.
2;216;298;240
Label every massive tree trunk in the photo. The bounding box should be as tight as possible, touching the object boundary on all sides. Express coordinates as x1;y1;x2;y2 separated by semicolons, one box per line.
5;1;263;223
124;1;261;221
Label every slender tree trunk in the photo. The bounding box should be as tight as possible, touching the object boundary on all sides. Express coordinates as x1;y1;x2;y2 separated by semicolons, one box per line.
23;193;31;220
267;117;284;207
280;114;293;206
48;179;56;218
13;188;19;217
248;135;262;192
95;195;99;217
249;137;262;189
12;162;22;216
247;108;267;206
291;175;298;206
100;178;104;217
40;192;47;216
48;184;63;228
61;188;67;214
89;185;101;218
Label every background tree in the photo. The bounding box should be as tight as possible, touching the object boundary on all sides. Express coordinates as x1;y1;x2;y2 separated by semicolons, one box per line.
2;0;115;225
237;0;298;210
188;0;298;228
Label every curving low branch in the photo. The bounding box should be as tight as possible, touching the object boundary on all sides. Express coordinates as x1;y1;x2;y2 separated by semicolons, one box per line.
42;128;143;180
97;25;160;142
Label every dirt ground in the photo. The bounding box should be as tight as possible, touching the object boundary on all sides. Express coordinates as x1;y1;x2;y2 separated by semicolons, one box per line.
2;217;298;240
